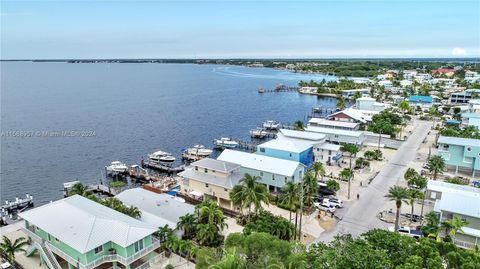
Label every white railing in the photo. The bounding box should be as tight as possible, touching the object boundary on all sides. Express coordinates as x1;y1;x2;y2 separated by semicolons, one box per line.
42;244;62;269
22;227;43;243
30;241;56;269
134;260;150;269
453;238;477;249
45;242;80;268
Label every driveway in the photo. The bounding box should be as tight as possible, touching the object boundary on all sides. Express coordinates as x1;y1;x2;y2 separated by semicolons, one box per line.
314;120;432;243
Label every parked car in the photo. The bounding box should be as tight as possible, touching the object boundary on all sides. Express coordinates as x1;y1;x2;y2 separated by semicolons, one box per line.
317;182;335;196
323;197;344;208
314;202;336;213
388;226;422;239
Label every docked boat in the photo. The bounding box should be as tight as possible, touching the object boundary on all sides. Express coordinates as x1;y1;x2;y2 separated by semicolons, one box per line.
105;161;128;175
258;87;265;93
213;137;239;149
250;128;268;139
182;145;213;161
149;151;176;165
263;120;280;130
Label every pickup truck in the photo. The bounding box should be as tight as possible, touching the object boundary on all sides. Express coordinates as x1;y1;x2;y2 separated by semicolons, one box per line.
388;226;422;239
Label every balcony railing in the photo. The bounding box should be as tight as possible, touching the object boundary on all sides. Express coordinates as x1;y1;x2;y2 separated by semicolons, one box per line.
22;226;43;243
453;238;477;249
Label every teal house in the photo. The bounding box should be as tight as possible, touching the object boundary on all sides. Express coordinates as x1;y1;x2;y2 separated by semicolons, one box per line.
462;112;480;130
19;195;161;269
256;137;314;167
437;136;480;179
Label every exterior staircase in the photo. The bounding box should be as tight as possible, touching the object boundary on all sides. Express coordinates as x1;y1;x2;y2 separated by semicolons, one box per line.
31;241;61;269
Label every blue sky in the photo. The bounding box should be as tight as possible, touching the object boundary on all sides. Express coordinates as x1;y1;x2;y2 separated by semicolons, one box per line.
1;0;479;59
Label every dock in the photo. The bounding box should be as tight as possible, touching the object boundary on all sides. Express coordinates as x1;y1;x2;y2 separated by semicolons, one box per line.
1;194;34;225
308;106;337;118
128;165;164;182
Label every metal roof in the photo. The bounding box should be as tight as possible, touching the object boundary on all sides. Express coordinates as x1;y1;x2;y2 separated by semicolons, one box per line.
437;136;480;147
116;188;195;229
408;95;433;103
428;180;480;219
217;149;305;177
19;195;157;254
190;158;240;173
258;137;312;153
279;129;326;141
306;126;364;138
308;118;359;129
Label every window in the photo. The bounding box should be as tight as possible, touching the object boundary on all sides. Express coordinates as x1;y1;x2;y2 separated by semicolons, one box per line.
328;150;332;155
289;153;292;157
285;177;288;183
48;234;51;241
224;188;228;192
463;157;473;164
260;172;263;176
94;245;103;254
466;147;472;152
205;183;209;188
134;240;144;253
299;171;303;178
204;168;208;173
212;170;216;173
316;148;319;152
195;166;198;171
259;147;265;153
272;174;275;180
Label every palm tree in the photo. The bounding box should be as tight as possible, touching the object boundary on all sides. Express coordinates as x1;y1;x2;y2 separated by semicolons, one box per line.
336;96;346;110
339;168;354;200
229;174;269;218
301;172;318;207
403;168;418;181
421;212;440;239
385;186;410;232
407;189;423;222
311;162;325;180
177;213;197;239
426;155;445;180
196;200;227;231
278;182;299;237
399;99;409;115
157;225;173;244
196;223;219;247
293;121;305;131
0;236;28;263
68;182;89;196
340;144;359;199
442;216;469;240
124;206;142;219
208;248;244;269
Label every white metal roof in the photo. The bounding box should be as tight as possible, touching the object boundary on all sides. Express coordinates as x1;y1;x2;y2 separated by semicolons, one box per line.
305;126;364;138
308;118;359;129
317;143;341;151
190;158;240;173
217;149;305;177
116;188;195;229
19;195;157;254
428;180;480;219
328;108;372;123
178;166;244;189
437;136;480;147
279;129;326;141
257;137;312;153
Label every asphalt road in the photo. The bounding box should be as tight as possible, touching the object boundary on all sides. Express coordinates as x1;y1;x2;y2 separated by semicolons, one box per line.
314;120;432;243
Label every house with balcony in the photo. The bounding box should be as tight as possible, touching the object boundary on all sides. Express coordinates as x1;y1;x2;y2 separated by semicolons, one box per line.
19;195;160;269
178;158;243;209
217;149;306;192
437;136;480;179
426;180;480;248
305;125;365;146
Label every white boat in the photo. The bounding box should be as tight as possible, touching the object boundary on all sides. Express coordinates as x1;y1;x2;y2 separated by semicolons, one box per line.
106;161;128;174
250;128;268;139
182;145;213;161
149;151;176;165
263;120;280;130
258;87;265;93
214;137;239;149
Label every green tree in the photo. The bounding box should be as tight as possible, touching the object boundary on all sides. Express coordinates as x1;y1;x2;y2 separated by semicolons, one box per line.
407;189;424;222
310;162;325;180
399;100;410;114
340;144;359;199
301;172;318;207
229;173;269;218
385;186;410;232
404;168;418;181
278;182;299;238
442;216;469;240
336;96;346;110
426;155;445;180
0;236;28;263
68;182;89;196
421;212;441;239
326;179;340;193
196;200;227;247
177;213;197;240
293;121;305;131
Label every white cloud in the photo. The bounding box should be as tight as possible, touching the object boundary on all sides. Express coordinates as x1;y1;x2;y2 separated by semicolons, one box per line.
452;47;467;56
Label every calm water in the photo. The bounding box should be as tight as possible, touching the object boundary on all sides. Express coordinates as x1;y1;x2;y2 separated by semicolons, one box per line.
0;62;337;205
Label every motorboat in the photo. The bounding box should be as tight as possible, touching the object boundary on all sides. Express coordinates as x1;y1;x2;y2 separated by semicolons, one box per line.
213;137;239;149
263;120;280;130
258;87;265;93
149;151;176;165
182;145;213;161
250;128;268;139
105;161;128;175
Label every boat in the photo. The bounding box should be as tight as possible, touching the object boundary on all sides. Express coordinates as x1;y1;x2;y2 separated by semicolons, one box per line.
213;137;239;149
250;128;268;139
263;120;280;130
105;161;128;175
148;151;176;165
182;145;213;161
258;87;265;93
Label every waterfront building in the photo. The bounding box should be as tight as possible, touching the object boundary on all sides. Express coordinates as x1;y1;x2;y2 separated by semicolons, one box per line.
19;195;160;269
327;108;371;123
308;118;360;131
450;89;480;104
178;158;243;209
341;88;369;99
355;97;388;112
426;180;480;248
217;149;306;192
437;136;480;178
116;188;195;235
298;86;318;95
305;125;365;145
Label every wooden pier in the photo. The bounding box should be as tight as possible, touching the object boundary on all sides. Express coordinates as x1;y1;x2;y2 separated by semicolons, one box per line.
142;161;185;173
308;106;337;119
